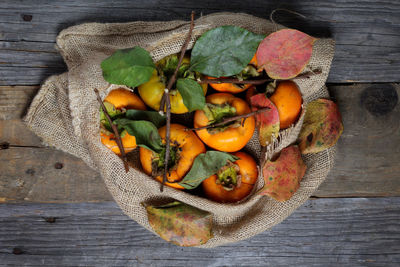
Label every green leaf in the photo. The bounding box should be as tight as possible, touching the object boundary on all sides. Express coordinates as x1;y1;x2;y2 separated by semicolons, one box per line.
190;26;265;77
113;119;163;153
101;46;156;87
146;201;213;247
125;109;166;128
176;78;206;112
179;151;238;190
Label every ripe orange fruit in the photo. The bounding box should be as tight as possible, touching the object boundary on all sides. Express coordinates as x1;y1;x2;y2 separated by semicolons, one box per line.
249;54;257;67
104;88;146;110
269;81;302;129
100;131;137;155
101;88;147;155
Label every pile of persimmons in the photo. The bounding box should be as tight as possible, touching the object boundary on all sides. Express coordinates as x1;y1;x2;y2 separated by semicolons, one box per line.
98;23;342;204
100;52;302;203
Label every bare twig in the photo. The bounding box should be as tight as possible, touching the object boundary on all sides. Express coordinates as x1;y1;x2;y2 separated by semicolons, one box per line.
94;88;129;173
270;8;307;32
160;11;195;192
187;107;270;132
198;70;322;85
198;78;272;85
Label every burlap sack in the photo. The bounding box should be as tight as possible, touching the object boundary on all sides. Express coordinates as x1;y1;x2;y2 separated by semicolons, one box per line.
24;13;336;248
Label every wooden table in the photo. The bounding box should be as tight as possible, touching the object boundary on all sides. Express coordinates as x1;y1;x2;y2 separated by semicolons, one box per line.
1;1;399;266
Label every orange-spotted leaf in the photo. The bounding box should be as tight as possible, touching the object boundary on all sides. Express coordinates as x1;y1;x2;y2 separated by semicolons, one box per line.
146;201;213;247
298;99;343;154
250;93;280;146
256;29;316;79
259;145;306;201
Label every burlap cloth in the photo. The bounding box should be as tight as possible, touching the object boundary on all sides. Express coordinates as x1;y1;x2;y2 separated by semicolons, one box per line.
24;13;336;248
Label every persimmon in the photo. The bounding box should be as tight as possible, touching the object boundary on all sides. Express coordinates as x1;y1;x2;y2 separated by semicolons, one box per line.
269;81;302;129
100;131;136;155
206;54;259;94
104;88;147;110
140;124;206;190
100;88;146;155
202;152;258;203
193;93;255;152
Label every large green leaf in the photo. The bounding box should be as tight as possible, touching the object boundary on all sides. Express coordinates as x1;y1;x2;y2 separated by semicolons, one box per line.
146;201;213;247
101;46;156;87
190;26;265;77
113;119;163;153
125;109;166;128
179;151;238;190
176;78;205;112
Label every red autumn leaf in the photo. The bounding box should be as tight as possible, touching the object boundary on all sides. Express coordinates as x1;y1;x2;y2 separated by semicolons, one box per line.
250;93;280;146
259;145;307;201
256;29;316;79
298;99;344;154
146;201;213;246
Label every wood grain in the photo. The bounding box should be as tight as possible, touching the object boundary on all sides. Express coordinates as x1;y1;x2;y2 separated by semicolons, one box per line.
0;0;399;85
1;84;399;201
0;198;399;266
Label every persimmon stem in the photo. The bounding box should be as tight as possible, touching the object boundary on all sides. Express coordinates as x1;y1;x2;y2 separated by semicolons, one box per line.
187;107;270;132
198;70;322;85
160;11;195;192
94;88;129;173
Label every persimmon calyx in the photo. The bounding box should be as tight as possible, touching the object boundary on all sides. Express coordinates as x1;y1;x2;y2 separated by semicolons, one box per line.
216;164;241;191
203;103;241;133
151;145;180;177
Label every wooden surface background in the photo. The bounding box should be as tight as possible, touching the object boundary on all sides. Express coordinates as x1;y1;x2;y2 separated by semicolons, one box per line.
1;0;399;266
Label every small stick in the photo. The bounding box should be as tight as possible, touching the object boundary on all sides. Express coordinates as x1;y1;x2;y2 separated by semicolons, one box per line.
270;8;307;32
94;88;129;173
198;78;271;85
198;70;322;85
187;107;270;132
160;11;196;192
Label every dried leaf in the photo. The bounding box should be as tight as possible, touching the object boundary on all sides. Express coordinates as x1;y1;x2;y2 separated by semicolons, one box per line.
298;99;343;154
259;145;306;201
146;201;213;247
256;29;316;79
250;93;280;146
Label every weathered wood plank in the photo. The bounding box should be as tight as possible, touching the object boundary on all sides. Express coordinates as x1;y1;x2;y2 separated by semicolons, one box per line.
0;0;399;85
318;83;400;197
0;86;39;120
0;83;399;201
0;198;399;266
0;120;110;203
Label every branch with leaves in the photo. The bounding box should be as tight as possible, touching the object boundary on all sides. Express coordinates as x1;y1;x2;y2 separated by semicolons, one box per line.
159;11;196;192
